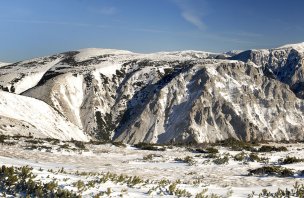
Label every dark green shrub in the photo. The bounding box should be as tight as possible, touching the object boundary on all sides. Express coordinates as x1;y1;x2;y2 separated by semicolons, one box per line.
204;153;217;158
128;176;143;186
134;142;165;151
174;188;192;197
60;143;70;149
248;153;269;163
195;147;219;154
25;139;44;144
175;156;195;165
280;156;303;164
249;153;260;162
248;166;294;177
257;145;288;152
213;156;229;165
0;165;80;197
44;138;60;144
44;181;58;192
234;152;246;161
206;147;219;154
73;141;86;150
74;180;85;191
25;145;52;151
168;182;177;195
253;182;304;198
0;135;6;144
194;148;206;153
215;138;257;151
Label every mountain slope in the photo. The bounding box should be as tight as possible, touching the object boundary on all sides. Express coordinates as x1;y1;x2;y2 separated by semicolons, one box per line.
0;44;304;143
230;42;304;99
0;91;88;141
113;60;304;143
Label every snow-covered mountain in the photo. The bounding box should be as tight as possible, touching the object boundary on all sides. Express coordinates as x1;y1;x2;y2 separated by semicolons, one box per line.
0;44;304;143
230;42;304;98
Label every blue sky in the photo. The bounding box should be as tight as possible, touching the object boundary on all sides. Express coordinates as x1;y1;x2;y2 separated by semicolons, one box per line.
1;0;304;62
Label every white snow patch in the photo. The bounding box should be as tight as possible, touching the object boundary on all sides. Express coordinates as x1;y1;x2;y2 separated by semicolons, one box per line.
206;66;218;76
214;81;225;89
0;62;10;67
74;48;133;62
277;42;304;53
0;91;88;141
94;62;122;77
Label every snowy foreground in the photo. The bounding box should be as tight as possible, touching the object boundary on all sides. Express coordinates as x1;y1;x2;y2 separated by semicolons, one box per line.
0;136;304;197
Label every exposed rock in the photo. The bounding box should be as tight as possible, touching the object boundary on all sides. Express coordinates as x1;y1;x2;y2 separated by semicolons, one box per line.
230;42;304;99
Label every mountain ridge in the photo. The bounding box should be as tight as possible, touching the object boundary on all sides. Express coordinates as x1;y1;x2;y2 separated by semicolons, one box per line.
0;43;304;143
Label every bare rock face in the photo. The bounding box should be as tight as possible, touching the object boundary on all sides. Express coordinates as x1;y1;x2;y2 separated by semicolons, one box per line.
113;60;304;143
231;42;304;99
1;45;304;143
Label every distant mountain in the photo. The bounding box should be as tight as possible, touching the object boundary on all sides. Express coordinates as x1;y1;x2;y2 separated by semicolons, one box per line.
0;44;303;143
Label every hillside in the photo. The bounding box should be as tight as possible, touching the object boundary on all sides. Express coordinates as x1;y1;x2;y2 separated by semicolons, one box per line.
0;44;304;143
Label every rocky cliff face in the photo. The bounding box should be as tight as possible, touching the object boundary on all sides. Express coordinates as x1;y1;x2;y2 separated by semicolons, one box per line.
0;45;304;143
230;42;304;99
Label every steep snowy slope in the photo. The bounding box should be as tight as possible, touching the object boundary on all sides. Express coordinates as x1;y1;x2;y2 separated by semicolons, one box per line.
0;56;63;94
230;42;304;99
0;91;88;141
22;49;206;140
113;60;304;143
0;44;304;143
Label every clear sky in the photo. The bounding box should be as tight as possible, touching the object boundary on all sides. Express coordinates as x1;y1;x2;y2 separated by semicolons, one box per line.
1;0;304;62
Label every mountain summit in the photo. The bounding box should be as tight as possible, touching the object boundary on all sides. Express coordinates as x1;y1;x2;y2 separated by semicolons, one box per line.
0;43;304;143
